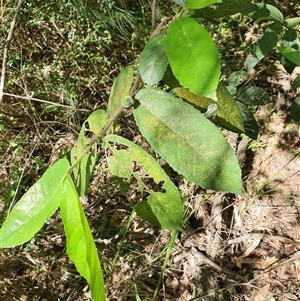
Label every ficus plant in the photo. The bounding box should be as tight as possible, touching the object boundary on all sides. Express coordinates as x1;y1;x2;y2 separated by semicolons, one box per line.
0;0;297;300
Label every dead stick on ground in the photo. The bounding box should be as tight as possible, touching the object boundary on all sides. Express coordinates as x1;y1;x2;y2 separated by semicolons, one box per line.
0;0;23;104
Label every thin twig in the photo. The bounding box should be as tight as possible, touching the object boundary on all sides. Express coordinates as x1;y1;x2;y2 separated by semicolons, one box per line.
3;92;90;111
0;0;23;104
151;0;157;31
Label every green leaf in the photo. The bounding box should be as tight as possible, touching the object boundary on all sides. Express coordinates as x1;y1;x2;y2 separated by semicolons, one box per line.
134;88;243;194
107;66;134;120
285;18;300;29
290;96;300;121
71;109;107;196
105;134;183;230
236;101;259;140
191;0;256;20
173;86;215;112
162;65;181;89
227;71;248;88
60;175;105;301
173;0;185;6
281;29;300;73
216;83;244;133
292;74;300;90
166;17;220;99
186;0;220;9
255;22;282;61
278;46;300;66
244;54;260;70
139;34;169;86
0;158;69;248
236;86;271;106
247;3;284;23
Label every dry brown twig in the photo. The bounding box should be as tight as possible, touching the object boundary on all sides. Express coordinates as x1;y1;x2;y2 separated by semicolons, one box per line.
0;0;23;104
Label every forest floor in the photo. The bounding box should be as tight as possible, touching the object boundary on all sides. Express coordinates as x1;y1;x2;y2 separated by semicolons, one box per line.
1;1;300;301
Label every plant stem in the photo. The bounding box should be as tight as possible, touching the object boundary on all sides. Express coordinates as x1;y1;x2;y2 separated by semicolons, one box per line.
67;18;167;175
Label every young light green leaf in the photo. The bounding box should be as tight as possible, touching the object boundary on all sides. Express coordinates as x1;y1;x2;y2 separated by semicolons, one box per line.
278;47;300;66
139;34;169;86
285;18;300;29
0;158;70;248
166;17;220;99
216;83;244;133
71;109;107;196
186;0;220;9
60;175;105;301
255;22;282;61
105;134;183;230
107;66;134;120
134;88;243;194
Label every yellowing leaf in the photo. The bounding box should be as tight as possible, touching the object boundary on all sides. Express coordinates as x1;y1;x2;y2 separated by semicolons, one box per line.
134;88;243;193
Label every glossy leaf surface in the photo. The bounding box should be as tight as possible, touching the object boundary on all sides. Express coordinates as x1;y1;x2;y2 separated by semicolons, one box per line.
166;17;220;99
0;158;69;248
139;34;168;86
134;88;243;193
71;109;107;196
106;134;183;230
60;175;105;301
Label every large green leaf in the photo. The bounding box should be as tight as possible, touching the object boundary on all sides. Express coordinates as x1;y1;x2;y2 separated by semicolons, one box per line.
134;88;243;194
186;0;220;9
166;17;220;99
278;46;300;66
255;22;282;61
216;83;244;133
107;66;134;120
0;158;69;248
139;34;168;86
71;109;107;196
105;134;183;230
60;175;105;301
